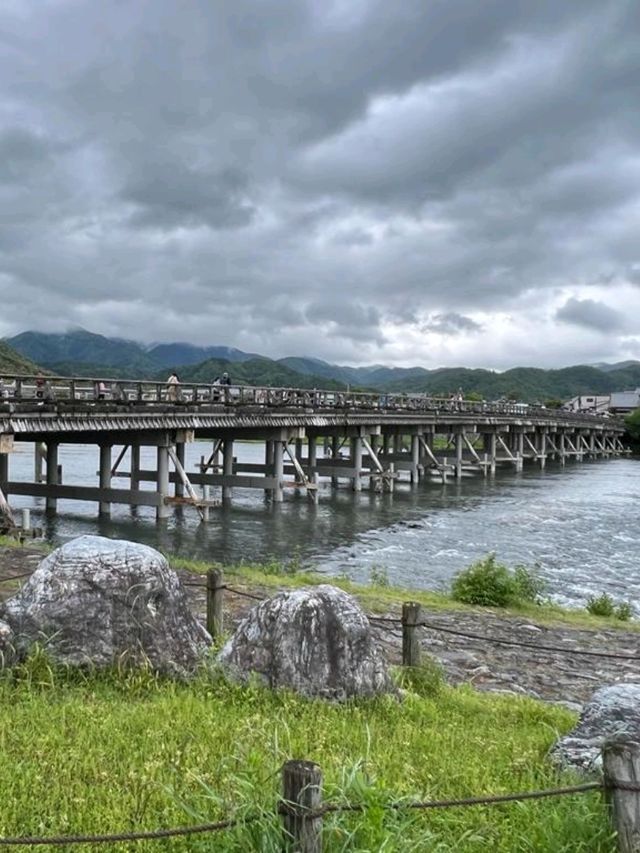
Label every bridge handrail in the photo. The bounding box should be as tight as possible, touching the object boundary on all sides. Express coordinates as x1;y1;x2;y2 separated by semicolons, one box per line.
0;372;622;426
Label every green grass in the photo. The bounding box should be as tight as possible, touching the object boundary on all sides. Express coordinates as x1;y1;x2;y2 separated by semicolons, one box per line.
0;655;614;852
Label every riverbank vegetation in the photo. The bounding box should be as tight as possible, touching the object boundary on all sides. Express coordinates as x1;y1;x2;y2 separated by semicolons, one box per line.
0;535;636;631
0;652;614;851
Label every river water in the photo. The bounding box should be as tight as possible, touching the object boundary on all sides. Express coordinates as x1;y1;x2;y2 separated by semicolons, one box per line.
5;442;639;609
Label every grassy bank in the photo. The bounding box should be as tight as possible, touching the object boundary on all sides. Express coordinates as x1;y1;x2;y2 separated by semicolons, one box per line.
0;657;613;851
0;535;636;631
171;552;639;632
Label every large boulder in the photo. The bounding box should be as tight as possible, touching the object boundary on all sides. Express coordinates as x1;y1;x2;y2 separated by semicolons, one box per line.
551;684;640;773
218;584;394;700
2;535;210;676
0;619;15;668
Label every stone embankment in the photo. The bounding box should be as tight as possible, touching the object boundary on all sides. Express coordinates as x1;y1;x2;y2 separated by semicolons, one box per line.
2;544;638;707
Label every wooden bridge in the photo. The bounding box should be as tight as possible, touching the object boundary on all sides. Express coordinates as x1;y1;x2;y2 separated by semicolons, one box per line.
0;373;628;522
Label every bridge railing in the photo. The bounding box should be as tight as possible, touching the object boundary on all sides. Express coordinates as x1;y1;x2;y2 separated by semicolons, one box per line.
0;373;619;425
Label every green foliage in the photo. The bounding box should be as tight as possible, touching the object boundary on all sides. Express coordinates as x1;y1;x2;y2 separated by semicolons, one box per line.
451;555;546;608
369;564;390;588
586;594;633;621
0;340;41;374
394;657;445;697
625;408;640;442
0;660;613;851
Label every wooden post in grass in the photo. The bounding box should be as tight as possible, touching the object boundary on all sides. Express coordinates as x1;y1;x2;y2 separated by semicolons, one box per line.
206;568;224;640
603;736;640;852
402;602;421;668
281;760;323;852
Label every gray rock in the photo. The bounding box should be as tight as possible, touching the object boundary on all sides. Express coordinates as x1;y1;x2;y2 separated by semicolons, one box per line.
0;620;15;668
218;584;394;700
550;684;640;773
2;535;211;676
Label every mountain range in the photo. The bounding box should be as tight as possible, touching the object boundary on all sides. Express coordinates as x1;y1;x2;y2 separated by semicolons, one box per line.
2;328;640;403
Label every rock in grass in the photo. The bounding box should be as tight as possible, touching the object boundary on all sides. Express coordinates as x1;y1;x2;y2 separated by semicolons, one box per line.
550;684;640;773
0;620;15;668
2;535;211;677
218;584;394;700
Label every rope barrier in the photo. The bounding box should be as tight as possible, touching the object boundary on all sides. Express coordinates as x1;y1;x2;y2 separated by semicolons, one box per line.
317;781;604;816
225;585;269;602
415;619;640;661
0;572;33;583
0;780;611;846
182;576;639;661
0;815;258;847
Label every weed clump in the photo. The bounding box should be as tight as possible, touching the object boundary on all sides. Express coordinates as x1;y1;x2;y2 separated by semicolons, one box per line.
586;593;632;621
451;554;545;608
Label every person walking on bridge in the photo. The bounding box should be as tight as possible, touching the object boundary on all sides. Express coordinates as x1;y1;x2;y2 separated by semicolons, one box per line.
166;371;180;402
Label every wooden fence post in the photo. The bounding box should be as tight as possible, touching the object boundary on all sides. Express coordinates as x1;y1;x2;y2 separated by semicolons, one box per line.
206;569;224;640
402;602;422;668
281;759;323;852
603;736;640;853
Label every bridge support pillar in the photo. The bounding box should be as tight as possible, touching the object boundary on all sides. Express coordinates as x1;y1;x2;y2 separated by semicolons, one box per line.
484;433;497;475
558;432;566;465
156;444;170;520
130;445;141;498
410;434;421;483
516;432;524;471
351;436;363;491
539;432;547;469
307;437;317;484
175;442;185;498
331;436;340;487
295;439;303;464
0;452;8;495
222;440;234;502
46;441;59;513
99;444;112;517
34;442;46;484
273;440;284;502
454;432;464;479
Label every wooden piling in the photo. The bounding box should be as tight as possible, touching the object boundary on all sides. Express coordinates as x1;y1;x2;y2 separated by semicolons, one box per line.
206;568;224;640
402;601;422;668
281;759;323;852
603;736;640;853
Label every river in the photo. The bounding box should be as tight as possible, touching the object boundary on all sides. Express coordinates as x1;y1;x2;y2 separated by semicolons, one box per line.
5;442;639;609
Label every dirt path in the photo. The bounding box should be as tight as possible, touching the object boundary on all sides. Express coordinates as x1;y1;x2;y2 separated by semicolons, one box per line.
2;545;638;707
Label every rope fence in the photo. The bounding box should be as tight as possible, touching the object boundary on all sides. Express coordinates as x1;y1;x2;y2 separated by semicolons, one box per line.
186;569;640;665
1;567;640;848
0;772;628;849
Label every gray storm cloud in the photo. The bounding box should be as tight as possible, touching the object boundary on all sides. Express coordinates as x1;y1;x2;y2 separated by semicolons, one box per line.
0;0;639;367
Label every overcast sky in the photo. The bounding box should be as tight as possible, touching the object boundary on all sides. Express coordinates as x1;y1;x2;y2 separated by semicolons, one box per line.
1;1;639;369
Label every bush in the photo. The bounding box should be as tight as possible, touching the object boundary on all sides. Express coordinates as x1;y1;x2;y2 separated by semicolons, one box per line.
586;593;614;617
451;554;546;608
451;554;514;607
369;565;390;588
586;594;633;621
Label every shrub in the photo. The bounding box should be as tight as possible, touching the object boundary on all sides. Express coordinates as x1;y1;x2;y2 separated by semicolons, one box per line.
615;602;633;622
369;565;390;588
586;593;615;617
586;594;633;621
451;555;546;608
512;564;546;603
451;554;514;607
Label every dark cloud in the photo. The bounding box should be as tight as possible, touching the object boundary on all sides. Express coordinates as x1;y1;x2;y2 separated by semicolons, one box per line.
555;298;626;333
0;1;639;366
421;313;483;335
